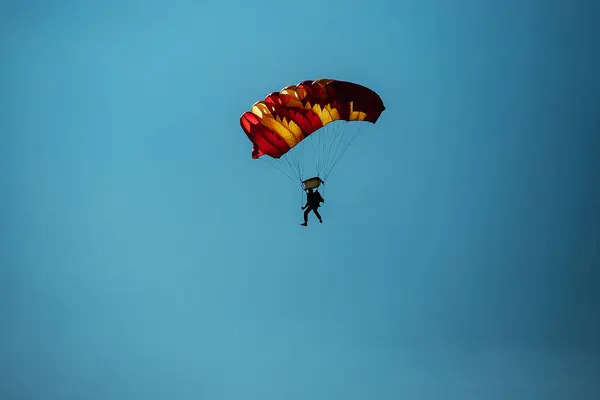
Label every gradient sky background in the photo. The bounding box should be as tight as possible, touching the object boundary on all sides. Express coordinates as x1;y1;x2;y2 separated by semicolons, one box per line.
2;1;599;399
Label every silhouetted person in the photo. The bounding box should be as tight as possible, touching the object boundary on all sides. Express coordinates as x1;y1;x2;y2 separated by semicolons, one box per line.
301;188;324;226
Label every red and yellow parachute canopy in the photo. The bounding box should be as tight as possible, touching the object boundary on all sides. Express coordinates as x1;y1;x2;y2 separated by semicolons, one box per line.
240;78;385;159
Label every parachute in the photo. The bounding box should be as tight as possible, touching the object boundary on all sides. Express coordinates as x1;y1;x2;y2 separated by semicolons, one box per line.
240;78;385;185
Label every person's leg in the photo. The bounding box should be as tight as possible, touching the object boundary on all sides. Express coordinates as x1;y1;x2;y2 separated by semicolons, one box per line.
303;207;311;224
313;208;322;223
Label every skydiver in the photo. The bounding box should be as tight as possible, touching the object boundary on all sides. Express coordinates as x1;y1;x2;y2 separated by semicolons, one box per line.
300;188;324;226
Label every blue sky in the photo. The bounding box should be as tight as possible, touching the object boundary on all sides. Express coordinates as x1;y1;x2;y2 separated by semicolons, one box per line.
2;0;599;399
